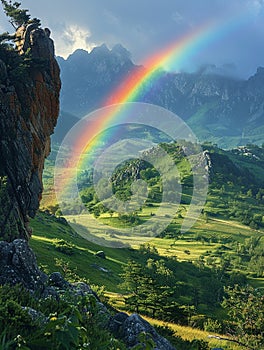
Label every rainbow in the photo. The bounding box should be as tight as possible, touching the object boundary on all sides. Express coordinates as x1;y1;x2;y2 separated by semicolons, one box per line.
55;12;249;196
104;20;217;106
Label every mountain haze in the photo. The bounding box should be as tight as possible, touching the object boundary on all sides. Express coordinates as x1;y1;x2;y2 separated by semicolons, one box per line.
57;44;264;148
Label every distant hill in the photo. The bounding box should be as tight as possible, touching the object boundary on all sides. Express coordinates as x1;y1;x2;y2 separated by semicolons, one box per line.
57;44;264;148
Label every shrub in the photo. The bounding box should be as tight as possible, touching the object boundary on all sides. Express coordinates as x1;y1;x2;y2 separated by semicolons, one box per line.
189;314;207;330
53;239;75;256
0;283;126;349
203;318;223;333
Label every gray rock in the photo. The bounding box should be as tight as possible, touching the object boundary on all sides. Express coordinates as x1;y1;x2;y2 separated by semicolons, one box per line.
49;272;70;289
124;314;176;349
109;313;176;350
22;306;48;325
109;312;129;336
72;281;94;295
0;239;47;292
95;302;112;328
30;27;55;58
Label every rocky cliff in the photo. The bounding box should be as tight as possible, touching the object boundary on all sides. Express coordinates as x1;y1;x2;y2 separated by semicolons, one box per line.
0;23;60;241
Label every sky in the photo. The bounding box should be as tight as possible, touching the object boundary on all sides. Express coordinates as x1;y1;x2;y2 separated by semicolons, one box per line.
1;0;264;78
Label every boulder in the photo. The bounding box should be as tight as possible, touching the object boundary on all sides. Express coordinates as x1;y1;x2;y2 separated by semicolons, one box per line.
0;239;47;292
49;272;70;289
109;313;176;350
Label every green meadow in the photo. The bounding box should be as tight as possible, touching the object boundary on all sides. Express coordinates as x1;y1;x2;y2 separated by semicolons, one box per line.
34;141;264;349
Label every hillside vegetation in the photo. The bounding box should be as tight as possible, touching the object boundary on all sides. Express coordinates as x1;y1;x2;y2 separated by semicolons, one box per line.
37;141;264;349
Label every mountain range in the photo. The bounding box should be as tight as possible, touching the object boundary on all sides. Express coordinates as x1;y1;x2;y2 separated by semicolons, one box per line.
56;44;264;148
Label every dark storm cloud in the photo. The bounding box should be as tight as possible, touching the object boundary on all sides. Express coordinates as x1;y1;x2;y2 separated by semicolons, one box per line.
1;0;264;77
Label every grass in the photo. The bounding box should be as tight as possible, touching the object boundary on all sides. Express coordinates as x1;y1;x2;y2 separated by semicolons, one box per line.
143;316;241;350
30;212;131;292
35;141;264;347
106;291;239;350
30;207;264;294
29;208;263;349
63;208;261;256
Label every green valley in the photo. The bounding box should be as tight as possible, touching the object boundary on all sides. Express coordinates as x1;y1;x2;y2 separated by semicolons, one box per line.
37;141;264;349
1;1;264;348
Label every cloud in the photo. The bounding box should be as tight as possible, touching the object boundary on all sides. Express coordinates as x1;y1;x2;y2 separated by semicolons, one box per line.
171;11;184;24
1;0;264;77
55;24;97;58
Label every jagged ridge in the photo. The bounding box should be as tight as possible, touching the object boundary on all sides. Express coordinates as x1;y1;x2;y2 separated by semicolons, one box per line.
58;45;264;148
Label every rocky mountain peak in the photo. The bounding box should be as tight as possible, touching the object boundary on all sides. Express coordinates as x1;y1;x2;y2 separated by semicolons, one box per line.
247;66;264;89
90;43;110;57
111;43;131;60
58;42;264;147
66;48;90;64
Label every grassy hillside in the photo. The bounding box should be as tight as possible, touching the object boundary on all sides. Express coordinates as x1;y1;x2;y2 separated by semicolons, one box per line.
40;142;264;285
30;209;264;349
35;141;264;348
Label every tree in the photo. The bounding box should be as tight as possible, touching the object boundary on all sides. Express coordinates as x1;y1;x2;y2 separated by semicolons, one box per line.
1;0;30;29
222;285;264;349
121;258;181;321
143;259;174;318
121;260;146;313
1;0;40;29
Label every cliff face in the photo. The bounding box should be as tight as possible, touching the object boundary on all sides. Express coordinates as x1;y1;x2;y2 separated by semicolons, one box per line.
0;24;60;241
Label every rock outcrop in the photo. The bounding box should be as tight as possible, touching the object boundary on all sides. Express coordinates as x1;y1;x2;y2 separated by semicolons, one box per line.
0;238;176;349
0;239;47;292
109;312;176;350
0;24;60;241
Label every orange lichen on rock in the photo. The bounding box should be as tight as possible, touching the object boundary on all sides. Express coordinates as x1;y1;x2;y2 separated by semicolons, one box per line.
0;24;61;240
